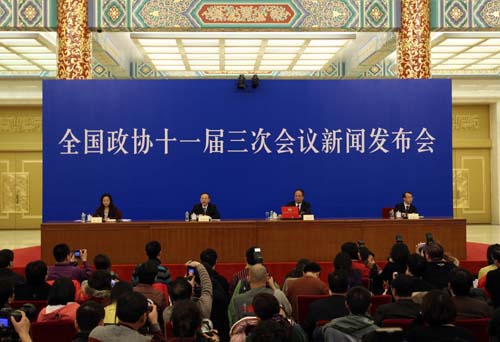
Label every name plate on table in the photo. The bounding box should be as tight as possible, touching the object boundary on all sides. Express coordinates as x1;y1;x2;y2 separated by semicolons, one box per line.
198;215;211;222
303;214;315;221
407;213;420;220
90;217;103;223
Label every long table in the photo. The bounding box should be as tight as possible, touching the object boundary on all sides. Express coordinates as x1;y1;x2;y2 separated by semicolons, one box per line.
41;218;466;264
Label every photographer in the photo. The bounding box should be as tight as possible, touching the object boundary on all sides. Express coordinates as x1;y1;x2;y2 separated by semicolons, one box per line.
170;300;219;342
9;311;32;342
163;261;213;322
47;244;91;283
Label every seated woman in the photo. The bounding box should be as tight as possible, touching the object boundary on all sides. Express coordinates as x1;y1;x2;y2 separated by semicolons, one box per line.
103;281;133;324
93;193;123;221
78;270;112;306
37;277;80;322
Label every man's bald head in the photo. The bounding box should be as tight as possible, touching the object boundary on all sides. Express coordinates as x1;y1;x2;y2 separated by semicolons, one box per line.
249;264;267;286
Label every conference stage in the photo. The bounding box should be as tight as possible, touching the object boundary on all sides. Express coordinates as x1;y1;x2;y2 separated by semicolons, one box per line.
41;218;466;264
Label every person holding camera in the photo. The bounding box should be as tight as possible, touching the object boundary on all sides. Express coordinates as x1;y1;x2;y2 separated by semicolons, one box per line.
47;243;91;283
89;291;163;342
9;311;32;342
170;300;220;342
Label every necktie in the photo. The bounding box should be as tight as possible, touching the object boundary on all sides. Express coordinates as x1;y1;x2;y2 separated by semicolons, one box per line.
203;207;207;215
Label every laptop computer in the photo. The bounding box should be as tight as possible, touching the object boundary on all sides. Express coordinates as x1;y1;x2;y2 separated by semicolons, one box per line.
281;206;300;219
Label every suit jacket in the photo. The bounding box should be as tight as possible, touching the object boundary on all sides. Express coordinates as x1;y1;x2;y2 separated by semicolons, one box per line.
394;202;418;214
190;203;220;219
93;205;123;220
374;299;421;326
286;201;312;215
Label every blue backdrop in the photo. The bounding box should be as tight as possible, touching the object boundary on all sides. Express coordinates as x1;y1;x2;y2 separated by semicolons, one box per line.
43;79;452;221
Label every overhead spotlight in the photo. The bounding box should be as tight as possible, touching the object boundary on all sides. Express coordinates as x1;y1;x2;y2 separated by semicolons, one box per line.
252;74;259;89
237;74;246;89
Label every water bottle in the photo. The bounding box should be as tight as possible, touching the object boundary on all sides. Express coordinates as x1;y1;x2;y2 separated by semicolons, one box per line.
389;209;395;220
81;212;86;222
265;211;270;220
185;211;190;222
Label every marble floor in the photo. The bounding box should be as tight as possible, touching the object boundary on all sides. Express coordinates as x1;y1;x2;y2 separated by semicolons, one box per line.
0;224;499;251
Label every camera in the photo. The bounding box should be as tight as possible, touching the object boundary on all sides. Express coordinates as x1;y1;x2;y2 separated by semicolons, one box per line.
395;235;403;244
253;248;263;264
425;233;434;246
0;304;36;341
73;249;81;258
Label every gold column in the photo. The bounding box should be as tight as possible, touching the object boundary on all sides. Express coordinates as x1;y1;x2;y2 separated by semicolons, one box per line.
397;0;431;79
57;0;92;79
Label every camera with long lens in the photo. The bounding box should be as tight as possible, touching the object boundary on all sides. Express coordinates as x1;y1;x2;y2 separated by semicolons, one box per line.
0;304;36;342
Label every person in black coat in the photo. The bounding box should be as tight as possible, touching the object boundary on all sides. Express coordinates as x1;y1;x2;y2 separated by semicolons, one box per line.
190;192;220;219
286;188;312;215
15;261;51;301
93;193;122;221
394;191;418;216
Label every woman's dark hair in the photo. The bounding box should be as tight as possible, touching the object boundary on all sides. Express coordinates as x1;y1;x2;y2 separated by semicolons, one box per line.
487;244;500;265
48;277;75;305
99;193;115;209
253;293;280;320
334;252;352;272
25;260;48;285
421;290;456;326
390;243;410;265
359;247;374;262
89;270;112;292
93;254;111;270
249;319;289;342
171;300;202;338
407;253;426;277
110;281;133;302
285;258;310;279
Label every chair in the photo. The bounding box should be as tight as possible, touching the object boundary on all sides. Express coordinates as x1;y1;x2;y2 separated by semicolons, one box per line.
152;282;170;306
381;207;393;219
31;320;77;342
455;318;490;342
10;300;48;321
382;318;414;330
165;321;174;339
370;295;392;316
297;295;329;325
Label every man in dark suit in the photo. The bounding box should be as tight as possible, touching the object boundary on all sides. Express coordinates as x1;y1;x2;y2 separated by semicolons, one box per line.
190;192;220;219
302;270;349;337
394;191;418;216
287;188;312;215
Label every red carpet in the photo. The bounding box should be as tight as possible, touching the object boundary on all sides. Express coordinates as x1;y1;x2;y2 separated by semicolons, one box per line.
11;242;490;267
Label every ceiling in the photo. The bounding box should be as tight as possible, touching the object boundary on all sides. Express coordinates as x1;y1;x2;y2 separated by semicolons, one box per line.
0;31;499;78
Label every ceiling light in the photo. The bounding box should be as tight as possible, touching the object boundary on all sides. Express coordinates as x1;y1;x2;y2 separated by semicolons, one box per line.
225;54;258;60
431;46;467;53
184;47;218;54
0;60;32;65
466;46;500;53
154;65;186;71
151;60;185;66
443;59;475;65
455;53;491;59
477;59;500;65
226;65;255;71
138;39;177;46
439;38;483;46
193;65;220;70
481;39;500;46
467;65;499;69
34;60;56;66
0;53;18;59
259;65;289;70
265;47;300;54
260;60;293;65
433;65;466;70
225;60;255;66
261;54;296;60
295;60;329;65
301;54;333;60
293;65;321;71
6;65;40;70
308;40;348;47
143;46;179;53
303;47;339;54
23;53;55;60
267;40;304;46
431;52;455;59
182;39;219;46
12;47;51;53
225;47;260;54
225;39;262;46
186;54;220;60
0;39;41;46
148;54;182;60
189;60;220;66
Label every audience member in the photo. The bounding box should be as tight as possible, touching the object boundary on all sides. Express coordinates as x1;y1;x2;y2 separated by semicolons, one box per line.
486;247;500;308
0;249;25;285
0;278;14;308
318;287;378;341
229;246;263;296
405;253;433;293
333;252;362;288
38;277;80;322
285;262;329;319
406;290;474;342
489;307;500;342
163;261;213;322
359;247;383;294
89;291;163;342
132;241;171;286
10;311;32;342
170;300;220;342
373;274;421;326
73;301;105;342
200;248;230;341
247;320;289;342
80;270;112;305
104;281;133;324
282;258;310;293
93;254;119;280
47;243;91;282
479;244;500;280
381;243;410;284
449;268;492;319
133;260;167;310
302;270;349;337
15;260;51;300
422;243;457;289
342;242;370;278
230;264;291;326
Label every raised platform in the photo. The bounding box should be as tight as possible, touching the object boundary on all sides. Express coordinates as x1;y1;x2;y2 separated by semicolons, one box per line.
41;218;466;264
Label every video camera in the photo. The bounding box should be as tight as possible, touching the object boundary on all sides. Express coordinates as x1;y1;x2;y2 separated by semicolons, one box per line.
0;304;36;342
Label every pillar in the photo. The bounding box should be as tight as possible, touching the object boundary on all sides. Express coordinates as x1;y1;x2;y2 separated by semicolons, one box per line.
397;0;431;79
57;0;92;79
